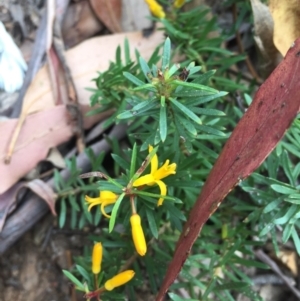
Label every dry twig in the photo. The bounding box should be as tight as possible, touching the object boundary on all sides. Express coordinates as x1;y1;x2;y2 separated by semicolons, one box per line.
255;249;300;299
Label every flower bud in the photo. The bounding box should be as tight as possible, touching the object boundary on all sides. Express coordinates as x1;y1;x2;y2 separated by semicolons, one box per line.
130;214;147;256
104;270;135;291
174;0;185;8
92;242;102;274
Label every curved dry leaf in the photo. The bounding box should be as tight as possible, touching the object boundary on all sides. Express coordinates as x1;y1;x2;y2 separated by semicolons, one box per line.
89;0;122;33
269;0;300;56
21;179;57;216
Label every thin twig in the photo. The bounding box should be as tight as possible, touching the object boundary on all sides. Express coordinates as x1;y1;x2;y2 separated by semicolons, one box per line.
79;172;109;180
52;16;85;153
232;4;262;84
66;249;78;301
255;249;300;299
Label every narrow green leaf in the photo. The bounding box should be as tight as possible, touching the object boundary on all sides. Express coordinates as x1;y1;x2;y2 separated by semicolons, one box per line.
161;95;165;107
168;293;198;301
59;198;67;228
111;154;130;170
286;194;300;205
199;46;233;55
271;184;297;194
139;56;152;81
134;190;175;201
130;143;137;179
124;38;130;65
198;124;226;136
173;79;218;93
76;265;91;283
160;105;167;142
274;204;298;225
133;83;156;91
123;72;144;86
109;193;126;232
202;278;217;299
70;206;77;229
260;223;275;237
68;195;80;211
167;63;180;78
146;209;158;239
81;194;93;224
263;198;282;213
282;150;295;186
115;45;121;65
192;70;215;84
215;281;249;291
192;107;226;116
62;270;85;291
170;98;202;124
164;202;186;221
232;257;269;269
145;255;157;292
181;118;197;137
282;223;293;243
162;37;171;70
292;227;300;255
94;207;102;226
117;99;157;119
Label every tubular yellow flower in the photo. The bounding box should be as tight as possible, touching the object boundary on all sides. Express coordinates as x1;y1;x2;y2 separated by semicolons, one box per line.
85;191;118;218
145;0;166;19
133;145;176;206
130;214;147;256
92;242;103;274
174;0;185;8
104;270;135;291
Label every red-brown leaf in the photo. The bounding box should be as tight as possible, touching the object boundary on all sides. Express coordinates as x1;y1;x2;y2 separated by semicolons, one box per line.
156;39;300;300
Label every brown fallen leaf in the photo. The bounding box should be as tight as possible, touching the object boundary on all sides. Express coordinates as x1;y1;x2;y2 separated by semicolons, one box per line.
0;30;164;194
156;38;300;301
21;179;57;216
250;0;282;78
90;0;122;33
62;0;103;48
269;0;300;56
278;249;298;276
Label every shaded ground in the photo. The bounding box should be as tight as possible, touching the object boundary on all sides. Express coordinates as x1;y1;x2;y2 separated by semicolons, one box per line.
0;214;88;301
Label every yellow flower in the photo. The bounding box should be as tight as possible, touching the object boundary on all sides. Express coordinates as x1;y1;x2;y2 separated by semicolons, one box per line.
130;214;147;256
174;0;185;8
145;0;166;19
92;242;103;274
133;145;176;206
85;191;118;218
104;270;135;291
